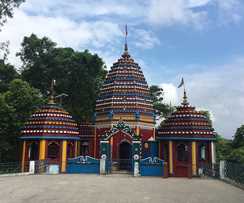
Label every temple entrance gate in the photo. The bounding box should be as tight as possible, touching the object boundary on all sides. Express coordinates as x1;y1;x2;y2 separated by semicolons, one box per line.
100;121;141;175
118;141;132;170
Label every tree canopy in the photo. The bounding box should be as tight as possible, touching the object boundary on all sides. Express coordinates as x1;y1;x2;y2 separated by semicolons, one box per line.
0;60;19;92
232;125;244;148
149;85;174;121
0;78;44;162
18;34;107;121
215;125;244;164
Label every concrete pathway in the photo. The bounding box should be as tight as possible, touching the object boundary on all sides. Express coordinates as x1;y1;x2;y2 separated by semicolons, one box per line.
0;174;243;203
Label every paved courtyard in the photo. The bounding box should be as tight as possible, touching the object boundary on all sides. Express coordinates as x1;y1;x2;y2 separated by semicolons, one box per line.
0;174;243;203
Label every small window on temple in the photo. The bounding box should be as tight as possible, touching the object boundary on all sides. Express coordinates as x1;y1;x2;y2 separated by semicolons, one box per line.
199;144;206;161
177;143;188;162
48;142;60;159
81;142;89;155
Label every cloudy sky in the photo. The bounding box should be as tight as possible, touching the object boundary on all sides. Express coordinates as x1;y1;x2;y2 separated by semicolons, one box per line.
1;0;244;139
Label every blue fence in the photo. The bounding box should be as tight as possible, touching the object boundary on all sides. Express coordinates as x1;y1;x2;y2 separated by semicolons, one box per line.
140;157;164;176
66;156;100;174
142;141;159;159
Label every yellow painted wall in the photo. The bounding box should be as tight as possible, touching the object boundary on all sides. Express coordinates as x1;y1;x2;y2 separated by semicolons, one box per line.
169;141;173;175
192;141;197;176
74;141;79;157
77;141;80;157
61;140;67;173
21;141;26;172
39;140;46;160
136;125;140;136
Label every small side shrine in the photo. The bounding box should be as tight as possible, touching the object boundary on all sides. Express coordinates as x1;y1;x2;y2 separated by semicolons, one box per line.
157;89;216;177
20;81;80;173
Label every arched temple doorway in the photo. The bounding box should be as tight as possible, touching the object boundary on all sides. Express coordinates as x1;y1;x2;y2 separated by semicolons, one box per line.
174;142;191;177
100;121;141;173
119;141;132;170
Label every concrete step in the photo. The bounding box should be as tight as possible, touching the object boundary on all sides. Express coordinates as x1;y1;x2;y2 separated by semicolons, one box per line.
111;170;131;174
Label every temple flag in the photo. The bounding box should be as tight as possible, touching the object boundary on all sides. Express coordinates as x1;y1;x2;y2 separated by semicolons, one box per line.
178;78;184;88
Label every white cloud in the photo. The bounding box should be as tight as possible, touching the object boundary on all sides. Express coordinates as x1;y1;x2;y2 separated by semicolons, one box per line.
0;9;122;68
133;29;160;49
147;0;244;27
147;0;208;27
20;0;244;28
188;0;212;8
20;0;143;19
215;0;243;24
159;83;178;105
187;58;244;138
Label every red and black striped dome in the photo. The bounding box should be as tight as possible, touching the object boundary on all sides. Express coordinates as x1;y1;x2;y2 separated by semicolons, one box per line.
96;50;154;117
21;104;79;139
158;91;215;139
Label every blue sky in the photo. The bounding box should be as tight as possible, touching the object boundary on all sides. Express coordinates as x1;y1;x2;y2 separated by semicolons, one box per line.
0;0;244;139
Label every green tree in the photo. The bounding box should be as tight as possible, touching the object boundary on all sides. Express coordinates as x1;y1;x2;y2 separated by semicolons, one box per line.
18;34;107;121
0;0;25;28
4;79;44;121
228;147;244;163
215;134;232;162
0;79;44;162
232;125;244;148
0;94;15;161
17;34;57;94
0;59;19;93
149;85;175;119
0;41;10;61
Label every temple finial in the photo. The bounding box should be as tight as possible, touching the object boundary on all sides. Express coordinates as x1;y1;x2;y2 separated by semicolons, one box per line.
124;24;128;52
182;87;189;106
48;79;56;104
178;77;189;106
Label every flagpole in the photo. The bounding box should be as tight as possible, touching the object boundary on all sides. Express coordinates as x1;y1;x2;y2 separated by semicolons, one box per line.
124;24;128;52
178;77;188;105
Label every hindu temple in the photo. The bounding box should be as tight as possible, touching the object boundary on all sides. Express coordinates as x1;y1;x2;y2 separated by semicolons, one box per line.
20;30;216;177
